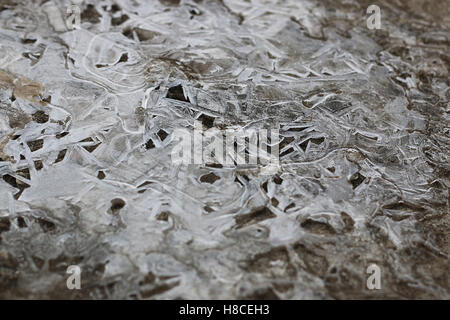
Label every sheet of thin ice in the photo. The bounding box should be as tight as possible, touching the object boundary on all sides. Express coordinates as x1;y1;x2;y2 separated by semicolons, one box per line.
0;0;448;299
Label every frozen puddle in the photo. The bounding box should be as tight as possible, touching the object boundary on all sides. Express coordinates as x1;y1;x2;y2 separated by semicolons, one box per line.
0;0;448;299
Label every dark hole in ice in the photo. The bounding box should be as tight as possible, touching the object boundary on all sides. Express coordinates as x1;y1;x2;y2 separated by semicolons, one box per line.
97;171;106;180
27;139;43;152
310;137;324;145
159;0;180;6
3;174;17;188
110;198;125;212
55;149;66;163
271;197;279;207
56;132;69;139
273;175;283;184
156;211;170;221
112;14;129;26
241;287;279;300
16;168;30;180
382;201;425;213
261;181;268;193
287;127;308;132
166;85;189;102
299;140;309;152
200;172;220;184
3;174;30;199
340;211;355;231
349;172;366;189
34;160;43;170
234;177;244;186
32;110;49;123
300;219;336;235
235;207;276;229
118;53;128;63
80;137;100;152
42;95;51;104
22;52;41;62
280;147;294;157
205;163;223;168
81;4;102;24
157;129;168;141
21;38;36;44
197;114;215;128
37;218;56;233
137;181;152;189
48;255;84;272
17;216;27;228
0;218;11;233
145;139;155;149
32;256;44;269
123;27;158;41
